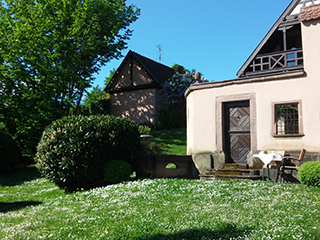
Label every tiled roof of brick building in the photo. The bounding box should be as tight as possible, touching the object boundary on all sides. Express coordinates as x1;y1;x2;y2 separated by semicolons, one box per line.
105;50;175;93
131;51;175;85
299;4;320;21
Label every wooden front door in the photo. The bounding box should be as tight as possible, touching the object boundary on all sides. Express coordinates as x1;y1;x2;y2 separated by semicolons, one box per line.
224;101;251;163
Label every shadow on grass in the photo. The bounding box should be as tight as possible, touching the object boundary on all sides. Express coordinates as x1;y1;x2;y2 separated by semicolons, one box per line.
0;165;41;186
137;224;252;240
0;201;42;213
151;128;186;146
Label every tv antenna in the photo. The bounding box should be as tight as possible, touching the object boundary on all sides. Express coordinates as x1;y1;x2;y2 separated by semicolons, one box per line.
156;44;162;63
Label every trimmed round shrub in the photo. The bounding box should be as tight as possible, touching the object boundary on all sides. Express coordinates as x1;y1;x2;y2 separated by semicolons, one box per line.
103;160;131;184
35;115;140;191
298;161;320;187
0;131;20;173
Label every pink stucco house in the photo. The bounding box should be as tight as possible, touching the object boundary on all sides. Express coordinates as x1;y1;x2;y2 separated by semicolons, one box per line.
186;0;320;181
105;50;175;125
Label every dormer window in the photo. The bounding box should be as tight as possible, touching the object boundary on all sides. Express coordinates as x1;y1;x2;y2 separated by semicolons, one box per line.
243;24;303;76
237;0;310;78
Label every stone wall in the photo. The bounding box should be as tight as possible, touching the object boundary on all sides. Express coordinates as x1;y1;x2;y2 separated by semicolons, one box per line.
136;152;198;179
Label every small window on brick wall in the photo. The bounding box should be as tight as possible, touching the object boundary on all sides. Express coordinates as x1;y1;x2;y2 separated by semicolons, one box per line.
275;103;299;135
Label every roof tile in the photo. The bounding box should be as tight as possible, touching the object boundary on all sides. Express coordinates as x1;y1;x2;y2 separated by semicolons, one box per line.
131;51;175;85
299;4;320;22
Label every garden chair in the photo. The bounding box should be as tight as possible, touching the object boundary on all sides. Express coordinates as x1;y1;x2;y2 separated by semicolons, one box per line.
279;149;306;183
262;150;285;180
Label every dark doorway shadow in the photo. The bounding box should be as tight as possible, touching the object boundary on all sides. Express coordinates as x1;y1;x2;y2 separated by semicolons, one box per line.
0;201;42;213
136;224;252;240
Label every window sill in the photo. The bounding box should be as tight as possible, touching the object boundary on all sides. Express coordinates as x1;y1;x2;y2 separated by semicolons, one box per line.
272;134;305;138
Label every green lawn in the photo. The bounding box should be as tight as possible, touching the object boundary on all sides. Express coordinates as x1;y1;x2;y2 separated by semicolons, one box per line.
1;166;320;239
150;128;186;155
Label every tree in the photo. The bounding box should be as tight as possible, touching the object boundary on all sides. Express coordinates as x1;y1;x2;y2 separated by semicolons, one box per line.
81;67;117;115
81;85;110;115
159;72;195;105
0;0;140;158
157;72;195;129
171;64;187;74
105;68;117;86
83;86;108;106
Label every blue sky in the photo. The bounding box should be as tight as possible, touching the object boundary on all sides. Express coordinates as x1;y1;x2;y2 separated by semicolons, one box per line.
92;0;292;87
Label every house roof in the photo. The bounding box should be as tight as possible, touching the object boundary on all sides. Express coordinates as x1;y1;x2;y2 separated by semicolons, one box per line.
237;0;320;77
130;51;175;85
299;3;320;21
105;50;175;92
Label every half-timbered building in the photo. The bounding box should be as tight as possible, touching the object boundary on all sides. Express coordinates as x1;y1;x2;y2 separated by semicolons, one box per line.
105;50;175;125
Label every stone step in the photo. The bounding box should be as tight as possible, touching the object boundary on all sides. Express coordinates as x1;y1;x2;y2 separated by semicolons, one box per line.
201;167;261;181
206;168;260;176
222;163;248;170
200;174;262;181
